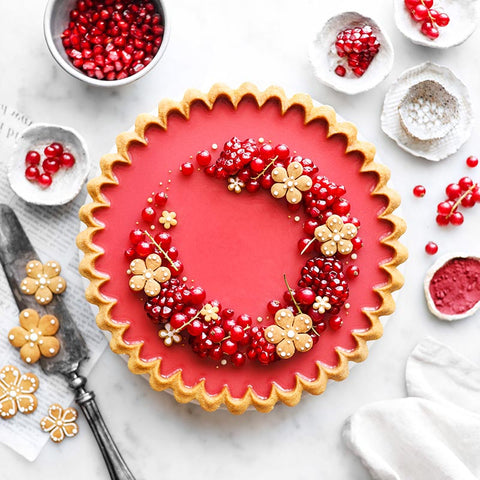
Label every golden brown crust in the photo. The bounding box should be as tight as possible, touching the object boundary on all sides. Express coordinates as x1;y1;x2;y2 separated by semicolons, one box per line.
77;83;407;415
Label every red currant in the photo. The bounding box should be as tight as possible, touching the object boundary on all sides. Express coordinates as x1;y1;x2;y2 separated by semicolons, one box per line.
25;165;40;181
141;206;155;223
435;214;449;226
466;156;478;168
231;352;246;367
425;241;438;255
329;316;343;331
345;265;360;279
459;177;474;191
180;162;194;176
38;173;53;188
154;191;168;206
413;185;426;197
249;157;265;174
129;229;144;244
43;158;60;174
274;144;290;160
445;183;461;200
60;152;76;168
449;211;464;226
25;150;41;166
136;241;154;257
295;288;316;305
196;150;211;167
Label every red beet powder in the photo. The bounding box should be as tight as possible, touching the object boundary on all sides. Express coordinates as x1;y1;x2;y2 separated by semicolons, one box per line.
429;257;480;315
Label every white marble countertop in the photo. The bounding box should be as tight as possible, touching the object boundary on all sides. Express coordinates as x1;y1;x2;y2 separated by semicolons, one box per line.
2;0;480;478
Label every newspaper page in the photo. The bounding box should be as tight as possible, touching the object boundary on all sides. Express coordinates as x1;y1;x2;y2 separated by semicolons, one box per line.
0;104;107;461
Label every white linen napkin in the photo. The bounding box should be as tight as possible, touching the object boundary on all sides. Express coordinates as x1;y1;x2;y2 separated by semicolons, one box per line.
343;338;480;480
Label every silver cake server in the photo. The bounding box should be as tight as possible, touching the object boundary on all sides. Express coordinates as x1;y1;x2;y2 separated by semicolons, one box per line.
0;204;135;480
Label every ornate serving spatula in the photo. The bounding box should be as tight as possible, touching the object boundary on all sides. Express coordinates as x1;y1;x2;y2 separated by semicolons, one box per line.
0;204;135;480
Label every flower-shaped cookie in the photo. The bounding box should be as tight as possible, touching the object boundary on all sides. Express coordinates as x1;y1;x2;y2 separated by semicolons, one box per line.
200;303;219;322
20;260;66;305
227;177;245;194
314;214;358;256
312;296;331;314
8;309;60;364
0;365;39;419
264;309;313;359
159;211;177;229
40;404;79;443
128;253;171;297
159;323;182;346
270;161;313;204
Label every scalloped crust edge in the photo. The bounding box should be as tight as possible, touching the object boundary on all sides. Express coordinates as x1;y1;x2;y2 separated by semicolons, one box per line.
77;83;408;415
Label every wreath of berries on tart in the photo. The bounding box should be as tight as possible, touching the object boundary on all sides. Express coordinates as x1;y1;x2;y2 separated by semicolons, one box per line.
78;84;407;414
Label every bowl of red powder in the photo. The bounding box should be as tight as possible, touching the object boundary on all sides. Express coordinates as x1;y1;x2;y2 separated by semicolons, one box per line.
425;253;480;321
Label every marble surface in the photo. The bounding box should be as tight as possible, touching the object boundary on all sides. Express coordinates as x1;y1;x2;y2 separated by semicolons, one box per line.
2;0;480;478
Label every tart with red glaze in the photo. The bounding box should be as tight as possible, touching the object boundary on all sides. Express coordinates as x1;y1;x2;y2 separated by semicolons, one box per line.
77;83;407;414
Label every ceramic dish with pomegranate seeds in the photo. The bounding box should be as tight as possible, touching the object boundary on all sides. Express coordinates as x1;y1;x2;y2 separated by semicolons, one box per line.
309;11;394;95
77;84;407;414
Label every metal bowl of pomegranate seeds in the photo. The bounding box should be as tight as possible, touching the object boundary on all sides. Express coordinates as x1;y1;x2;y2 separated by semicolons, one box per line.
44;0;170;87
309;11;394;95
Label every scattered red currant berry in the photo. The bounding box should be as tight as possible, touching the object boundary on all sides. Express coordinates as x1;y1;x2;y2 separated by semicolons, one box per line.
141;206;156;223
154;191;168;206
329;316;343;331
466;156;478;168
413;185;426;197
129;229;144;244
196;150;211;167
425;241;438;255
345;265;360;279
180;162;194;176
274;144;290;160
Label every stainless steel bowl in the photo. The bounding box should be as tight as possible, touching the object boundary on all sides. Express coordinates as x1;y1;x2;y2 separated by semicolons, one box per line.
43;0;170;87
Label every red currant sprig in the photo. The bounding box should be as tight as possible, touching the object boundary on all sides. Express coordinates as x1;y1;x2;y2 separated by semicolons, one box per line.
404;0;450;40
436;177;479;226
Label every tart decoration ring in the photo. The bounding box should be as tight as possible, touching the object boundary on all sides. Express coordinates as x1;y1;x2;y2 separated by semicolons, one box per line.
77;83;407;414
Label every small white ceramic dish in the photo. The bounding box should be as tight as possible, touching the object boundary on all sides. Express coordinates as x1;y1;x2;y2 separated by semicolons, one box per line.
394;0;479;49
43;0;170;87
381;62;473;161
309;11;394;95
424;252;480;321
398;80;459;141
8;123;90;206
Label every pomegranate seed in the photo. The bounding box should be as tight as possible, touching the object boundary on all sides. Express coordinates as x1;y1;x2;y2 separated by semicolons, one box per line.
466;156;478;168
413;185;426;197
335;65;346;77
425;241;438;255
62;0;164;81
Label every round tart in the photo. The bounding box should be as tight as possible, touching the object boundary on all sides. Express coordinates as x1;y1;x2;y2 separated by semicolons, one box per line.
78;84;407;414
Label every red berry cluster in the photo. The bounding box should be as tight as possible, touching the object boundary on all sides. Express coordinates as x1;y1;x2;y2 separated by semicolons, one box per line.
404;0;450;40
61;0;164;81
334;25;380;78
124;137;363;367
25;143;76;189
436;177;479;226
